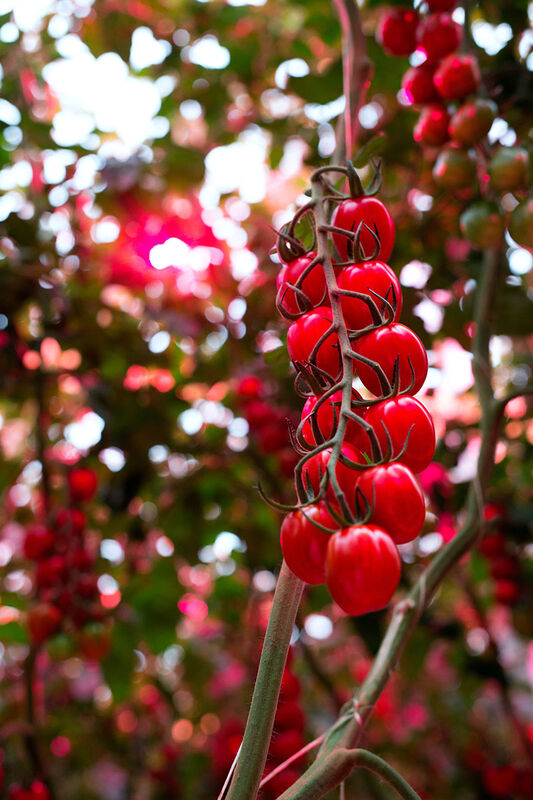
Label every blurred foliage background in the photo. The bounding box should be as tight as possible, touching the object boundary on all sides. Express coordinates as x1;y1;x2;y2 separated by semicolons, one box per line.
0;0;532;797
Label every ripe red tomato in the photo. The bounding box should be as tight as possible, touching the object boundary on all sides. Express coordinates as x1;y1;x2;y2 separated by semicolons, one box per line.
331;198;395;263
426;0;456;9
402;63;439;105
236;375;264;401
489;556;519;580
353;323;428;396
287;306;341;380
28;603;62;643
77;573;99;598
269;729;305;762
280;503;338;584
416;13;462;63
338;261;402;331
35;555;68;588
356;396;435;473
277;252;327;314
413;105;450;147
479;532;506;557
301;443;365;507
434;54;481;100
275;701;305;730
300;388;364;446
54;507;87;536
78;622;112;660
73;547;95;570
280;669;301;700
326;525;401;615
494;579;520;606
23;524;54;560
377;8;420;57
68;467;98;504
355;463;426;544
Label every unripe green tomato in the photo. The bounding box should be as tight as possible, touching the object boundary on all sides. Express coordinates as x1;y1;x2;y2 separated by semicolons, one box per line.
449;99;497;147
433;147;476;189
46;632;76;661
508;199;533;250
460;201;504;249
488;147;529;191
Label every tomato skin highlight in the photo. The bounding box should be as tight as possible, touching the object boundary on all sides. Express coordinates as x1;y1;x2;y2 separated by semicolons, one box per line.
276;252;327;314
338;261;402;331
402;62;439;105
353;323;428;396
280;503;338;585
356;396;436;473
287;306;341;380
326;525;401;616
355;463;426;544
331;198;395;264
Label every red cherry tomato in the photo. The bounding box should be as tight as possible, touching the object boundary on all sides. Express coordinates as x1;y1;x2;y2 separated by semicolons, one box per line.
416;13;462;63
494;580;520;606
275;701;305;730
377;8;420;57
331;198;395;263
357;396;435;473
23;524;54;560
287;306;341;380
353;323;428;396
300;388;364;447
28;602;62;643
434;54;481;101
280;503;338;584
338;261;402;331
301;443;366;507
326;525;401;615
413;105;451;146
402;62;439;105
78;622;112;660
355;463;426;544
54;507;87;536
67;467;98;503
276;252;327;314
426;0;457;10
35;555;68;588
269;729;305;762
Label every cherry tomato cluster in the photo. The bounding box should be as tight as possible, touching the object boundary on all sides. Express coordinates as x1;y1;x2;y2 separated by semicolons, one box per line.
275;172;435;616
377;3;533;253
261;655;306;798
8;781;50;800
479;507;523;608
25;467;112;660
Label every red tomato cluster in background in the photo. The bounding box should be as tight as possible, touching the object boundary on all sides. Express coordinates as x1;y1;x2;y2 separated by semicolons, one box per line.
376;2;533;253
8;781;50;800
235;376;299;478
276;190;435;616
480;506;523;607
25;468;112;660
377;2;483;149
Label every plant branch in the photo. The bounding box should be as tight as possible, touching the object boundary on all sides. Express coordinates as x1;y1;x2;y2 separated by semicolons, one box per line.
331;0;372;161
225;561;304;800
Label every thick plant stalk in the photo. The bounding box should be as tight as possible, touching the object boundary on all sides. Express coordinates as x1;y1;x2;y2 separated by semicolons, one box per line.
225;561;304;800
